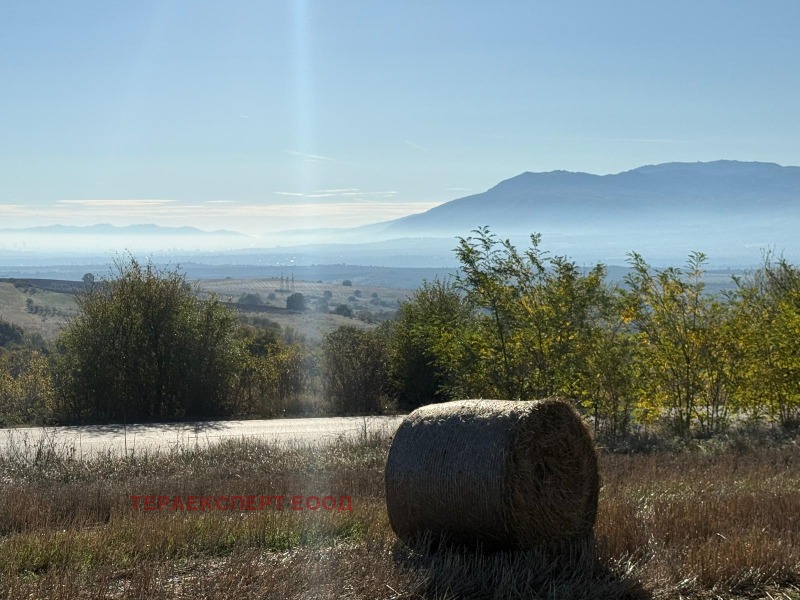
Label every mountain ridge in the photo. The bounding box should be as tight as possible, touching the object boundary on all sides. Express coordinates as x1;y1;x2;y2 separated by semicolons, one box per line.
383;160;800;236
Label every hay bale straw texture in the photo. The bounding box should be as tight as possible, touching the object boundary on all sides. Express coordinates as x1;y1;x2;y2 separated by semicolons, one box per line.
385;398;599;549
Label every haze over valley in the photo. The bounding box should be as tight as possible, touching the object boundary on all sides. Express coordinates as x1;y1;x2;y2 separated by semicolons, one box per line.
2;160;799;280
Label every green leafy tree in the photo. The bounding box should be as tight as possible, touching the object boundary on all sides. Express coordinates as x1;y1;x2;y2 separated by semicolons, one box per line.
622;252;734;435
729;253;800;427
238;292;264;305
286;293;306;311
54;257;242;423
451;227;609;402
333;304;353;317
233;331;310;417
322;325;388;414
386;279;470;409
0;348;54;426
580;289;639;438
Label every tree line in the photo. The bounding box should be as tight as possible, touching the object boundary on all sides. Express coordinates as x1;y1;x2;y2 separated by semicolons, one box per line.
1;232;799;437
387;228;800;436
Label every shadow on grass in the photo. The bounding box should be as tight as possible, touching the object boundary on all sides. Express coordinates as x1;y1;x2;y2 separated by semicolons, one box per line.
393;533;651;600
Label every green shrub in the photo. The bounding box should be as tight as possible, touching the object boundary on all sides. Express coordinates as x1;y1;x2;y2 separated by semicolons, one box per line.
322;326;388;414
53;257;242;423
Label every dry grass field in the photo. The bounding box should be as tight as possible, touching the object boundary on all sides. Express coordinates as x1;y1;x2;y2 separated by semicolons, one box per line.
198;277;411;310
238;306;374;343
0;281;77;340
196;277;412;341
0;277;411;344
0;429;798;599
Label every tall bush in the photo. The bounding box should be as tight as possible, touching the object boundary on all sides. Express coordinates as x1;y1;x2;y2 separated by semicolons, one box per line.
322;326;388;414
54;257;242;423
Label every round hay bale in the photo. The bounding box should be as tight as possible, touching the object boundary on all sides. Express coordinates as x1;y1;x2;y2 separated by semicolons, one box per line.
385;398;599;550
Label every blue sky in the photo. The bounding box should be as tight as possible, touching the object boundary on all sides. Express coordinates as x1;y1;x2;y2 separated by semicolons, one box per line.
1;1;799;235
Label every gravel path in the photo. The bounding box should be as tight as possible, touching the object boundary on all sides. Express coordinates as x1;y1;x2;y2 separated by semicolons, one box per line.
0;416;404;458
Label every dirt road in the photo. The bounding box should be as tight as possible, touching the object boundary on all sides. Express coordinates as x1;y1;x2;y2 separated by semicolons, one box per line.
0;416;404;458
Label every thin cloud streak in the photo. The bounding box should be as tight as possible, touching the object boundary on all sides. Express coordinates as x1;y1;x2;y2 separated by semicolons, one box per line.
272;190;398;199
0;204;27;215
58;199;177;207
489;134;690;144
285;150;335;161
405;140;430;152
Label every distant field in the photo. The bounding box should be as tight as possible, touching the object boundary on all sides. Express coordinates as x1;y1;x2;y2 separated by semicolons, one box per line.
198;277;412;307
197;278;412;341
0;277;413;342
235;307;374;343
0;281;77;340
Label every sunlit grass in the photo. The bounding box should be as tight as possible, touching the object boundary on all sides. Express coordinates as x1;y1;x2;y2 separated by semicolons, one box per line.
1;427;798;599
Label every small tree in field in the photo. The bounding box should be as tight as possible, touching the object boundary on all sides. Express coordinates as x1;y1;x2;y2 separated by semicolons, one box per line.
333;304;353;318
54;257;242;423
286;293;306;311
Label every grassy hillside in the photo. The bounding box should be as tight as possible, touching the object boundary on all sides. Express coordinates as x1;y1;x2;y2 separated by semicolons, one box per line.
0;281;77;340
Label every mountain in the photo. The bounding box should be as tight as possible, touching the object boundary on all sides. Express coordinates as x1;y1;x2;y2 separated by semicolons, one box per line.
321;160;800;265
381;160;800;237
